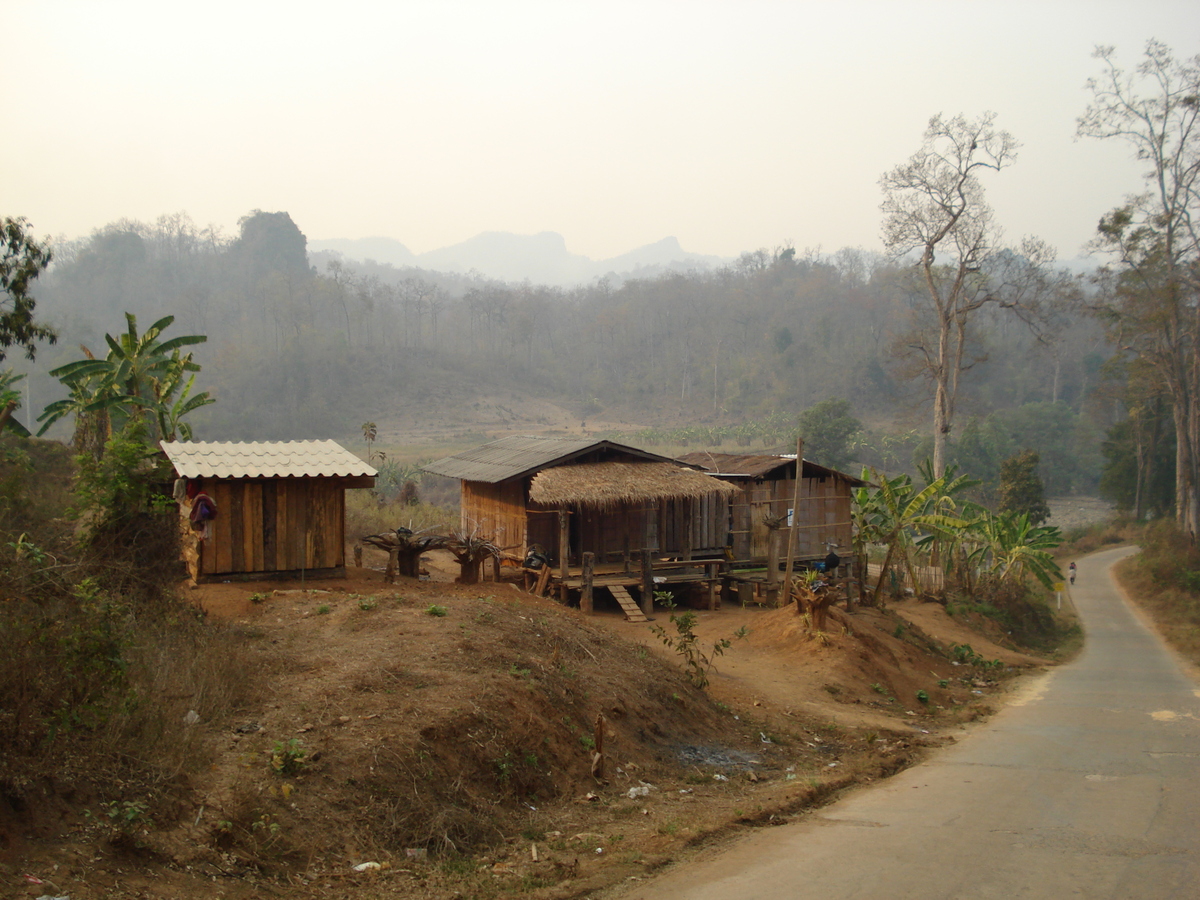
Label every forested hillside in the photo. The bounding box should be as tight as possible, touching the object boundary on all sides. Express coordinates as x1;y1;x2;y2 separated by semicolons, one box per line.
23;209;1113;493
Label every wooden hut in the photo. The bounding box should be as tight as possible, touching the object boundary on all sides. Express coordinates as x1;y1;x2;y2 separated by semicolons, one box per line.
161;440;376;582
677;452;865;562
424;436;737;567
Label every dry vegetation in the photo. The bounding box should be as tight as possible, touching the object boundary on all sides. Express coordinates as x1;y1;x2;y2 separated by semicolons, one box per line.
1105;520;1200;667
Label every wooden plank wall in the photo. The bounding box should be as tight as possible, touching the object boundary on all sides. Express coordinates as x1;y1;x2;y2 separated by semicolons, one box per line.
461;480;528;552
582;505;652;562
730;474;855;560
660;496;726;555
200;477;346;575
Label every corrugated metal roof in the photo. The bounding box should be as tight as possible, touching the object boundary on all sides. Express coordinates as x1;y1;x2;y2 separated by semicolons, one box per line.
161;440;377;479
423;435;674;483
677;451;794;478
678;451;866;485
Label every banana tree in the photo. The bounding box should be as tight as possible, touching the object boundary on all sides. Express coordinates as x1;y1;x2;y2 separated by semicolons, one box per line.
0;369;26;434
130;365;214;442
38;313;209;449
967;511;1063;590
853;468;970;605
915;459;983;585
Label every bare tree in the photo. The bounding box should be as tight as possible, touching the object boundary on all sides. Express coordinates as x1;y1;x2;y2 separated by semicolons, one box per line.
881;113;1054;476
1078;41;1200;536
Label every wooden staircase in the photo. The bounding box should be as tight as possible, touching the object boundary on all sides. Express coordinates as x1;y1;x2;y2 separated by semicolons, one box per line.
608;585;649;622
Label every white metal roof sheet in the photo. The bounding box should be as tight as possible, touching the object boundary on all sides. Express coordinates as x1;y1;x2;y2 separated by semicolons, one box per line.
160;440;377;479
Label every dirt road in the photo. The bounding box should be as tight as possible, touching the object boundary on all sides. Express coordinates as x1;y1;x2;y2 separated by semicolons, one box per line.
615;546;1200;900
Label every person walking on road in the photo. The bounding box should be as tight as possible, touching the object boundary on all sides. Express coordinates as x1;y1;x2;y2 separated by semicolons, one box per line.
1069;561;1077;585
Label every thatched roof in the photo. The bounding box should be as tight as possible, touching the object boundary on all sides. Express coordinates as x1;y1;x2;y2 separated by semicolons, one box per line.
528;461;738;510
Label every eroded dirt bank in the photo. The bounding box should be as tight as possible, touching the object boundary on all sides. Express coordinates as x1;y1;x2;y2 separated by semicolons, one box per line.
3;563;1051;900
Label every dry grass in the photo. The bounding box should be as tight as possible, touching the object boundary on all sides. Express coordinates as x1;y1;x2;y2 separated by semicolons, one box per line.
1058;516;1141;556
345;490;457;548
1112;520;1200;666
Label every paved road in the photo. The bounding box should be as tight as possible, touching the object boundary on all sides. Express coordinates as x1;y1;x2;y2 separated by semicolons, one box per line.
620;546;1200;899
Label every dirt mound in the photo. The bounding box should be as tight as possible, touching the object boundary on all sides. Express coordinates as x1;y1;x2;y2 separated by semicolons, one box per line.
166;579;750;858
5;569;1054;899
593;599;1046;746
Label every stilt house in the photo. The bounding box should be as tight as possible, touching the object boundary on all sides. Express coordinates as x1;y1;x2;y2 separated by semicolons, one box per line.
161;440;376;582
676;452;865;562
424;436;738;566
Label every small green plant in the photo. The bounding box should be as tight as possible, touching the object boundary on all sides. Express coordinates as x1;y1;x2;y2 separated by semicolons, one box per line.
937;678;950;688
248;592;269;604
508;663;531;678
915;689;930;704
6;532;49;565
870;682;886;694
649;594;747;690
893;622;906;638
270;738;307;775
357;595;378;611
316;604;331;615
494;750;515;782
88;799;152;834
426;604;448;617
251;811;283;851
580;734;596;751
949;643;1003;669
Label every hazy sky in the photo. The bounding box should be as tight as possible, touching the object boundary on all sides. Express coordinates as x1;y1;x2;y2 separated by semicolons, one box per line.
7;1;1198;262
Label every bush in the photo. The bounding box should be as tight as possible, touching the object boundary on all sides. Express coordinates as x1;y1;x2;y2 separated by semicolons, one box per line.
0;427;254;811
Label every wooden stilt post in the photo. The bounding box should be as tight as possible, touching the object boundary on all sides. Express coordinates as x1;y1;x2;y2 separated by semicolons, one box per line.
783;437;805;608
640;549;654;618
558;508;570;583
766;528;781;606
684;500;694;561
581;551;594;615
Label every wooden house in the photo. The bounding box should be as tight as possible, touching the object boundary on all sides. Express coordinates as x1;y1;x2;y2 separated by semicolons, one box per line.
161;440;376;582
424;436;737;568
677;452;865;562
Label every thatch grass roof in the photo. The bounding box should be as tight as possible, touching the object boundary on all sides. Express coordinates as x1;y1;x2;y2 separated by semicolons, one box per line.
528;461;738;510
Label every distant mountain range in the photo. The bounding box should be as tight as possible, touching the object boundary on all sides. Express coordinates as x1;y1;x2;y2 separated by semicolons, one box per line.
308;231;729;286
